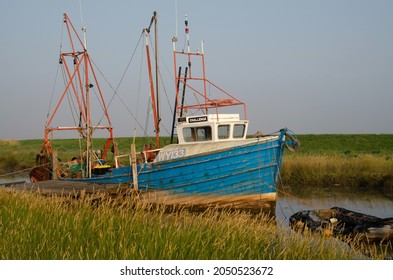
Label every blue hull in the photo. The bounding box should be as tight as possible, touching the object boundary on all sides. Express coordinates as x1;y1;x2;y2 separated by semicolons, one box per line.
136;137;284;210
142;140;282;193
60;135;286;211
59;166;132;184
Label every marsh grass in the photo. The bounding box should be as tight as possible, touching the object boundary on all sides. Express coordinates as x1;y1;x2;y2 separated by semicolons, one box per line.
279;134;393;189
283;154;393;190
0;189;380;260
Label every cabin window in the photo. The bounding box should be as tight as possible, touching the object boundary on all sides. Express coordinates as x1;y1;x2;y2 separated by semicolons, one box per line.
183;126;212;142
183;127;194;142
218;125;230;139
233;124;246;138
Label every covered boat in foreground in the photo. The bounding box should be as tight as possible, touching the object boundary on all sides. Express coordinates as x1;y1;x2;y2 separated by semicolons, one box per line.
290;207;393;243
30;12;299;212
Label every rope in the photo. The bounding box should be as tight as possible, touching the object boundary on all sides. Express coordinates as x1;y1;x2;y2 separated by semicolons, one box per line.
276;180;311;207
0;164;47;178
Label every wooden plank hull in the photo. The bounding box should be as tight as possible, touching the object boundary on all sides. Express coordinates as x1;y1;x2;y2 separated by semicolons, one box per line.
30;134;285;212
135;137;284;211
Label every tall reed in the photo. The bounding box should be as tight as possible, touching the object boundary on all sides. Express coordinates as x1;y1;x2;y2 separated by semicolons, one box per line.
282;154;393;190
0;189;376;260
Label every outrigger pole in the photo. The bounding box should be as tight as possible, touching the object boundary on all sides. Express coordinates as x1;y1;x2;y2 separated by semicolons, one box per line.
144;11;160;148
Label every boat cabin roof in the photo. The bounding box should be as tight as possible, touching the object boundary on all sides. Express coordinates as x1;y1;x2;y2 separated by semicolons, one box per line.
177;114;249;144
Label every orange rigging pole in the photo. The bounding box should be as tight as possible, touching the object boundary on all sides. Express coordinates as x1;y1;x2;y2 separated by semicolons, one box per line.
144;12;160;148
42;13;117;169
171;15;247;121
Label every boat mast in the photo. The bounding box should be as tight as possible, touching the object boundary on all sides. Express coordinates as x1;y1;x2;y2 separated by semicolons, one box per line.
144;11;160;148
81;24;92;177
154;12;160;135
42;13;117;177
185;15;192;78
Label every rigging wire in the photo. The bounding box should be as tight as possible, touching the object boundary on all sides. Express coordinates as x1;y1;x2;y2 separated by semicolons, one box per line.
46;19;65;122
91;61;146;136
137;37;146;137
47;63;61;121
144;99;151;138
90;57;146;134
52;17;174;140
57;51;80;130
93;32;146;134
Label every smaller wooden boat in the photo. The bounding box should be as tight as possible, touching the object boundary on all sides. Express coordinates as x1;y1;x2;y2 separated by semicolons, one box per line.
290;207;393;243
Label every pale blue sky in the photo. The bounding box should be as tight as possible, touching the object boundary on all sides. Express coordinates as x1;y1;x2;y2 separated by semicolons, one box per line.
1;0;392;139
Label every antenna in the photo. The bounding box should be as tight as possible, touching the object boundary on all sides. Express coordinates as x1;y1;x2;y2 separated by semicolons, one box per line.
79;0;84;25
175;0;178;38
79;0;87;50
172;0;178;51
185;14;190;53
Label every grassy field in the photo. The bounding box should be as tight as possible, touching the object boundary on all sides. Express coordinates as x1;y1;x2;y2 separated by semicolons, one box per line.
1;188;385;260
1;134;392;188
291;134;393;156
1;135;392;260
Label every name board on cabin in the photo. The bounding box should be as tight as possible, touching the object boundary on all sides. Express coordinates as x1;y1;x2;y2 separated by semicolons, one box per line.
188;116;208;123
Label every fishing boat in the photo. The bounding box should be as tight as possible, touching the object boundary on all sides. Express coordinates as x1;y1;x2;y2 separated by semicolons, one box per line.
30;12;299;212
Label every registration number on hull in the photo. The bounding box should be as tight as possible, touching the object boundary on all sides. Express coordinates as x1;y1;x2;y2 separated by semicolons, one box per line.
157;148;186;161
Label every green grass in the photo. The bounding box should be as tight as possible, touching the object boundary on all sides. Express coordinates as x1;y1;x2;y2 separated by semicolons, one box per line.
1;189;379;260
293;134;393;156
